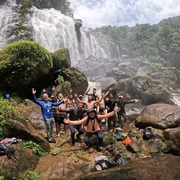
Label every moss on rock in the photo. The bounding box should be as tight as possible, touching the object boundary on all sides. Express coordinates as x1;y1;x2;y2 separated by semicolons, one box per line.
0;40;52;91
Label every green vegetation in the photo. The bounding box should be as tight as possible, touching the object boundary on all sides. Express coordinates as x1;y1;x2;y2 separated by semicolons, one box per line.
103;133;116;146
0;98;26;136
1;169;42;180
96;16;180;69
52;48;70;85
159;141;167;152
0;40;52;90
19;140;47;156
20;170;42;180
129;129;138;138
52;48;70;69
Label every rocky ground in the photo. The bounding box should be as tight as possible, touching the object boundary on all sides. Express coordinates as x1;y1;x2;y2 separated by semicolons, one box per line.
1;100;180;180
34;120;180;180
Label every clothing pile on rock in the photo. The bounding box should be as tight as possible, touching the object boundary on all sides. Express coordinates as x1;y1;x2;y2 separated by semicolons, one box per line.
0;137;18;158
91;155;125;171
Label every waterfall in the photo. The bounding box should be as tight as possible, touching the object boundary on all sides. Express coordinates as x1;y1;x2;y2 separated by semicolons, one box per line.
0;0;18;49
27;6;80;66
27;6;110;66
0;1;121;79
171;93;180;106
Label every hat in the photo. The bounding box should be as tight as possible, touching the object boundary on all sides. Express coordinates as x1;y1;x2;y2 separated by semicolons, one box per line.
87;108;96;114
119;95;123;99
78;95;83;98
51;95;55;98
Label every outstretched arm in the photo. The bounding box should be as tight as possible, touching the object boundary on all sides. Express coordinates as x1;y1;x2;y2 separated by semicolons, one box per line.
32;88;41;105
103;87;112;98
124;99;140;104
76;96;87;105
85;88;90;95
98;107;120;120
64;116;88;125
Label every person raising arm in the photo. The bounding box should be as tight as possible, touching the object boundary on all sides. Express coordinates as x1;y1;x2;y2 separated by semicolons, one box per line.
32;88;66;143
64;106;120;150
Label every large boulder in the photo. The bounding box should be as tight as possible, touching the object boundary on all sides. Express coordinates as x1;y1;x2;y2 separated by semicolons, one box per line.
135;103;180;129
62;67;88;95
7;118;50;152
17;99;46;130
128;76;172;105
52;48;71;69
0;40;53;98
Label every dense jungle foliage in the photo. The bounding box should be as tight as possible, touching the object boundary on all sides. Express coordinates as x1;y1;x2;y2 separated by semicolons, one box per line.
96;16;180;69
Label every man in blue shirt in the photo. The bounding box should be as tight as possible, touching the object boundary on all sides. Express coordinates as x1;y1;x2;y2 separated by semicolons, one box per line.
32;88;65;143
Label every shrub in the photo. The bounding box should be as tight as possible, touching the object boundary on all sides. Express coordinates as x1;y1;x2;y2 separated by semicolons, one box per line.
19;140;47;156
0;98;26;136
20;170;42;180
0;40;52;90
103;133;116;147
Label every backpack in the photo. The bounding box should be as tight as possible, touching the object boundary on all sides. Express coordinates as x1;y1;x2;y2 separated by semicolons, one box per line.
143;127;154;140
5;93;10;99
114;127;124;141
113;154;125;165
0;143;15;158
122;136;132;145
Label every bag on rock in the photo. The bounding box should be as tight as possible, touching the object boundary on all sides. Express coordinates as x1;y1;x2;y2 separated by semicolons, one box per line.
0;143;15;158
122;136;132;145
143;127;154;140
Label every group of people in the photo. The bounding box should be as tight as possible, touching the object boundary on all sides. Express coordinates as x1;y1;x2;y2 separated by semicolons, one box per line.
32;86;140;150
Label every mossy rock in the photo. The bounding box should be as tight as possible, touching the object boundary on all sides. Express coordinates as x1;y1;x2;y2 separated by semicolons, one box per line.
52;48;71;70
0;40;52;93
63;67;88;94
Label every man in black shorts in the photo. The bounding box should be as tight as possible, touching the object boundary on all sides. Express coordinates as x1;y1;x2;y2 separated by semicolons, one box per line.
60;102;88;147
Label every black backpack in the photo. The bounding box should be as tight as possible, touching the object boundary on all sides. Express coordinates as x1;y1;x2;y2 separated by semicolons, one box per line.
0;143;15;158
143;127;154;140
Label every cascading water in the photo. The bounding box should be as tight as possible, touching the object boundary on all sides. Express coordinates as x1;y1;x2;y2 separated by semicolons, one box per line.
0;0;121;79
0;0;19;49
27;6;111;66
27;6;80;66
